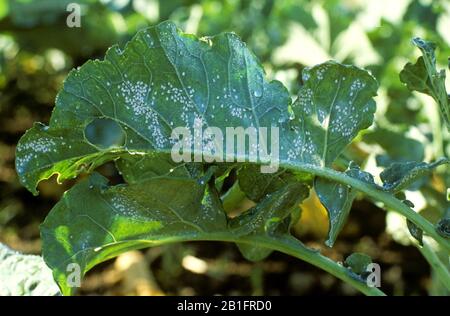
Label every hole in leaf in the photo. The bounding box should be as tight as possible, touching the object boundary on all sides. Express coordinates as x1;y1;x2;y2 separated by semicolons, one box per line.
95;161;125;186
84;118;125;149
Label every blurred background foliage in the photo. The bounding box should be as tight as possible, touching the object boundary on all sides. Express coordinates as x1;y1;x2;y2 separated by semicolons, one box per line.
0;0;449;295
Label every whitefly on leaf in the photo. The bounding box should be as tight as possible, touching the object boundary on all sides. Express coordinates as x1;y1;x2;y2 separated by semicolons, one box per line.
15;21;293;194
15;20;384;295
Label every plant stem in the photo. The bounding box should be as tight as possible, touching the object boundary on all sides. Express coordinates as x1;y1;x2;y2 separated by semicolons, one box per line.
116;150;450;251
171;234;386;296
417;238;450;292
284;162;450;253
237;235;386;296
111;233;387;296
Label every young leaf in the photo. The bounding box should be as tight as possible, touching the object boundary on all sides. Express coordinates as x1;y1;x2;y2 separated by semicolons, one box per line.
344;252;372;275
115;153;206;184
436;218;450;238
315;162;376;247
400;37;450;131
221;181;247;214
287;62;377;166
407;219;423;245
380;158;449;193
286;63;377;247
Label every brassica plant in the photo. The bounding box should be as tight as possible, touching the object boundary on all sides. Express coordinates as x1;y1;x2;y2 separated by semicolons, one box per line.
15;21;449;296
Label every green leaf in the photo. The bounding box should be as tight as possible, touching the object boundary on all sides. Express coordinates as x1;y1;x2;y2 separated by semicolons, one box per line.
231;182;309;261
41;170;307;294
291;63;377;247
316;162;375;247
436;218;450;238
16;20;292;194
41;171;228;296
221;180;247;214
400;56;433;94
289;62;377;166
0;243;60;296
344;252;372;275
406;219;423;245
380;158;449;193
237;164;312;202
400;37;450;131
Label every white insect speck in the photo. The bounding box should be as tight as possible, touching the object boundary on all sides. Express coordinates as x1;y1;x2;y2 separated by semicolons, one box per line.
302;69;310;81
230;106;244;118
297;88;313;115
119;80;167;148
16;138;58;173
110;194;151;221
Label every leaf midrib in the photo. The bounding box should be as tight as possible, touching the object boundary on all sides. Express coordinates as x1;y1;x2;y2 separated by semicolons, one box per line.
321;76;342;165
